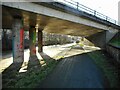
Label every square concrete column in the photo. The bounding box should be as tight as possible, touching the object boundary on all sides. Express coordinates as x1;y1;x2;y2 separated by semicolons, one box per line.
29;26;36;56
38;30;43;52
12;16;24;63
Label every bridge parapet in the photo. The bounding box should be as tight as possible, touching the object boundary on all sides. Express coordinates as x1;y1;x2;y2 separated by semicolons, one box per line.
37;0;120;29
54;0;120;26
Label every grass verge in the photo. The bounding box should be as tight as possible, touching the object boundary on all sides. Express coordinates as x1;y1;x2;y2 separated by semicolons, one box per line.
109;39;120;47
88;50;119;88
3;58;58;88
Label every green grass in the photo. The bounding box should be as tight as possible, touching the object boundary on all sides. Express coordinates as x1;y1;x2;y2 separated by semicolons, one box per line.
17;60;58;88
110;41;120;47
109;39;120;47
88;50;119;88
3;59;58;88
70;45;75;48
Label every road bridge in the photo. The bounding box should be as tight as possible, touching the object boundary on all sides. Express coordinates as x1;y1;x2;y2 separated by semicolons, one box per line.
1;0;120;63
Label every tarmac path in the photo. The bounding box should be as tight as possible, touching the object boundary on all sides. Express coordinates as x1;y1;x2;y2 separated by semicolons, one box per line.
39;46;106;88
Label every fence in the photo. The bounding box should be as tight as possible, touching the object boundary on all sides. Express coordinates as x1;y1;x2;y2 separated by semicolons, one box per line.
54;0;120;26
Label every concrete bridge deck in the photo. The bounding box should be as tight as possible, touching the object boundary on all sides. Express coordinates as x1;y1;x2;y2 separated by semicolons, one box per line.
2;1;119;37
2;1;119;50
1;2;120;87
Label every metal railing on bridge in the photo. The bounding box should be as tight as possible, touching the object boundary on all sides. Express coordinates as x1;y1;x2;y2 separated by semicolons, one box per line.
54;0;120;26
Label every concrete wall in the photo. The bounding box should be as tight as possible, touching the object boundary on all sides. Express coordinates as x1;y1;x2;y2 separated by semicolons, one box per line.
86;31;106;48
106;45;120;63
106;29;118;43
86;29;118;49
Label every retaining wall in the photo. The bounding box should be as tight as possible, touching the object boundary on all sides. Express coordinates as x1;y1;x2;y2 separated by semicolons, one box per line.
106;45;120;63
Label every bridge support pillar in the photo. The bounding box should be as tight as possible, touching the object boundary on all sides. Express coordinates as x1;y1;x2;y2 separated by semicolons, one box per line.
38;30;43;52
29;26;36;56
12;16;24;63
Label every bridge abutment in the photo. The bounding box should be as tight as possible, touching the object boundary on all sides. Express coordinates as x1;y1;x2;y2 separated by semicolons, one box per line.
86;31;106;49
106;30;118;43
86;30;118;49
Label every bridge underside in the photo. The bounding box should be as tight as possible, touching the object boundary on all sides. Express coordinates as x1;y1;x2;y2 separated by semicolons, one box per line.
2;6;103;37
2;5;117;63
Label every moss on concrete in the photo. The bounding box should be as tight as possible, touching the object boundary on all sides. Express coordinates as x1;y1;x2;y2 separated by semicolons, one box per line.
109;32;120;47
109;39;120;47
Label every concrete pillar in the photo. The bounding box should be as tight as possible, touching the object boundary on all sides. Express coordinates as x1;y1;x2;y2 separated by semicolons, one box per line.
38;30;43;52
12;16;24;63
29;26;36;56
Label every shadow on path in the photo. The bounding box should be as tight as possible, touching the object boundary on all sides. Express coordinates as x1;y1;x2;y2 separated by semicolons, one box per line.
2;53;41;88
2;50;57;88
2;59;24;88
39;51;109;88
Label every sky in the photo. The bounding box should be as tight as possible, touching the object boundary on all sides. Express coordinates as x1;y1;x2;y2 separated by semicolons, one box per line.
73;0;120;21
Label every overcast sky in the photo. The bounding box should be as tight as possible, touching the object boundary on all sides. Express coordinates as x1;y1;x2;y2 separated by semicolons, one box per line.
74;0;119;21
